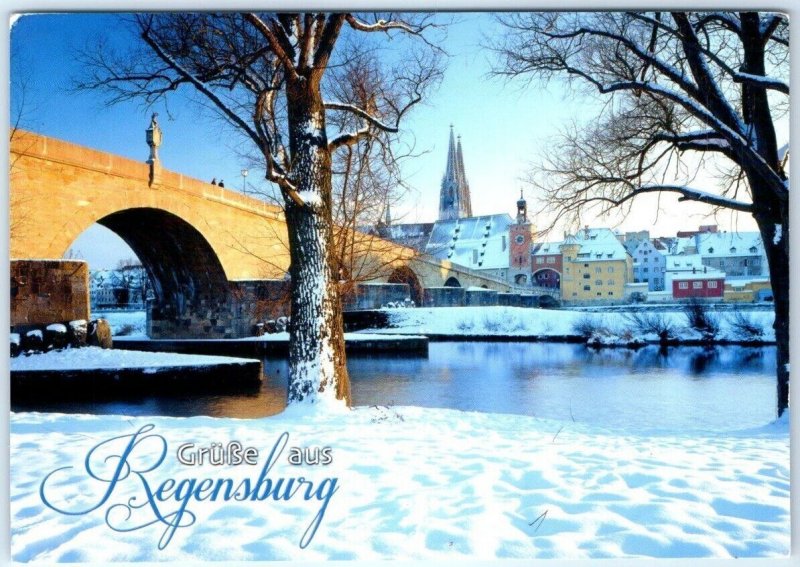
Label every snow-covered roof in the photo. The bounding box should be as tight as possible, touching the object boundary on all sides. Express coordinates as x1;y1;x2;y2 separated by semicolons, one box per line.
695;231;764;258
568;227;629;262
664;254;725;282
671;237;697;255
532;241;563;256
425;214;514;270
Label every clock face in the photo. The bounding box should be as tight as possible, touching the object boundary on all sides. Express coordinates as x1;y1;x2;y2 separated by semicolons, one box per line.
515;234;525;245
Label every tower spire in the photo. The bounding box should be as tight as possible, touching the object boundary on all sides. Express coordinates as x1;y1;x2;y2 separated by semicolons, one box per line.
439;125;473;220
456;135;472;217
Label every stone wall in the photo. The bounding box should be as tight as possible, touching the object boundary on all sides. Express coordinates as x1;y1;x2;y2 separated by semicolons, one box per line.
147;279;291;339
345;283;411;311
464;288;498;306
423;287;465;307
11;260;90;326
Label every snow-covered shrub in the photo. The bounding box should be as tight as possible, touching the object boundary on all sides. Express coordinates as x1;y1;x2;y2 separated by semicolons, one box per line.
457;319;475;332
683;300;720;339
728;310;765;341
482;314;503;332
624;312;676;339
114;324;138;336
572;314;602;338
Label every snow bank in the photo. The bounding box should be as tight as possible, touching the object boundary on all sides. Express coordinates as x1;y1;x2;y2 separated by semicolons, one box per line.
10;347;258;371
10;407;788;561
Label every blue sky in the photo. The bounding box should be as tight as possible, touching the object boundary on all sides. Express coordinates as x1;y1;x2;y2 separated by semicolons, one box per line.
10;12;767;269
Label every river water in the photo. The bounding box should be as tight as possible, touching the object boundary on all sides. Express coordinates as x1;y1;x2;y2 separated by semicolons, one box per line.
13;342;778;431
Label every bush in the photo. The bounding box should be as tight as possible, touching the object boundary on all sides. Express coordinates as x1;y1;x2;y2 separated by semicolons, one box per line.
624;311;676;339
572;314;602;338
728;310;765;341
682;300;720;338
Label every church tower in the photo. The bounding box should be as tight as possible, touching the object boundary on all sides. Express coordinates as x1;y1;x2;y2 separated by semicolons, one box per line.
439;126;473;220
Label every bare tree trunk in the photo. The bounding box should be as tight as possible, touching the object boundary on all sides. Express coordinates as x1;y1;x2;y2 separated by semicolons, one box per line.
755;209;789;417
285;76;351;405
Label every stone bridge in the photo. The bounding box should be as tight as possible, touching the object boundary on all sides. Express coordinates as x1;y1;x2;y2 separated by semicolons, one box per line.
10;129;512;338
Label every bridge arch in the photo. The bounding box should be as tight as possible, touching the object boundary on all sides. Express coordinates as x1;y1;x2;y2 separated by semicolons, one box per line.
532;267;561;289
94;208;230;317
388;266;423;305
444;276;461;288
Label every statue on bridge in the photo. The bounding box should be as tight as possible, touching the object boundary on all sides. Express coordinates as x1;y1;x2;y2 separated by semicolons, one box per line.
146;112;162;165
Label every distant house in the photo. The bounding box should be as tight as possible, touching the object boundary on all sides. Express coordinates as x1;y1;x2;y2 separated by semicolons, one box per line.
623;232;666;292
694;231;767;279
559;228;633;303
664;255;725;299
531;241;563;289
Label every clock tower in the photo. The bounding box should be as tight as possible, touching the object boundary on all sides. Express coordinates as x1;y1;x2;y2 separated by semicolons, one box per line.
509;190;535;286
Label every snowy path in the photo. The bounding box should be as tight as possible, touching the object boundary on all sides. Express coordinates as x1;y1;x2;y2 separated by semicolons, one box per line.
10;407;789;561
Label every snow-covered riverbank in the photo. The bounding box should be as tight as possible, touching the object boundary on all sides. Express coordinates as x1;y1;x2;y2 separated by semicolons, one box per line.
11;406;788;561
372;306;776;343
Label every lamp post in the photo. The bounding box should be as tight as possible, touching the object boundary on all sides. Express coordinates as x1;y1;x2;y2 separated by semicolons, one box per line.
241;168;249;194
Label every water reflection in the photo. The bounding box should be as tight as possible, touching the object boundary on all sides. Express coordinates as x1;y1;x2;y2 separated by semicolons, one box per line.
12;343;777;431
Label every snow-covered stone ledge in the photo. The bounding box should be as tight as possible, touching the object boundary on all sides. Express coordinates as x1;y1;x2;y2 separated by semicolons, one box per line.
11;347;262;399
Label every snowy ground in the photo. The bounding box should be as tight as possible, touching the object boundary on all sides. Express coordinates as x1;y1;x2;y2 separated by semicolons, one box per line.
10;407;788;561
98;307;776;344
97;310;147;337
373;306;776;343
9;346;258;371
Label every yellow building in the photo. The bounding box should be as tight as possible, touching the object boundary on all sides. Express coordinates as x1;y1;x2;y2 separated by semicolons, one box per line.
559;229;634;303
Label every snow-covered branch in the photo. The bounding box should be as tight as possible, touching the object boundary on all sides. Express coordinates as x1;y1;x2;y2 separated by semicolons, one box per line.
243;13;301;80
732;72;789;95
325;102;399;133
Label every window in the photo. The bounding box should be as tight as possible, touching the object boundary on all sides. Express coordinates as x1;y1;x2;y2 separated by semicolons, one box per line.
572;292;577;297
730;247;736;254
607;267;614;273
536;257;544;264
607;279;614;285
597;292;602;296
583;273;590;279
595;267;602;273
693;281;703;289
644;257;649;263
596;280;603;286
583;285;591;291
707;281;718;289
584;263;589;267
547;257;555;264
608;291;613;296
679;282;689;289
643;268;649;273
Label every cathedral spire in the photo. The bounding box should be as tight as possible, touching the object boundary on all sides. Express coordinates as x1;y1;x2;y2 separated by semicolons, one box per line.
456;135;472;217
439;125;473;220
